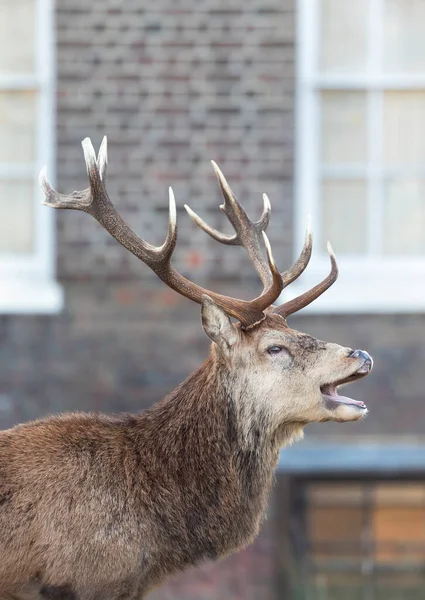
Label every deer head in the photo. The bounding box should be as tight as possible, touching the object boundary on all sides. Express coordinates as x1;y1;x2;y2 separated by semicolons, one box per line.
40;137;373;434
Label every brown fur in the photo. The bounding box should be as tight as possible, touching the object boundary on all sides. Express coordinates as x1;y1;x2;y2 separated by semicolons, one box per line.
0;311;371;600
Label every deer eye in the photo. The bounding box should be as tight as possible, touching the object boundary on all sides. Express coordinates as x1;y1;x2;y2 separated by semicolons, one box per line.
267;345;287;356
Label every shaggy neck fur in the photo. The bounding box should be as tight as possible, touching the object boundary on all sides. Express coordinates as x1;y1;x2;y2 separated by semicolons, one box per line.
131;352;301;585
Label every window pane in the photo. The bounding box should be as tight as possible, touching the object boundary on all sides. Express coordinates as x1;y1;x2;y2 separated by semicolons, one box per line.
312;575;365;600
0;0;35;74
384;0;425;73
309;506;364;561
321;91;367;164
309;507;364;544
375;483;425;506
309;483;365;506
373;507;425;562
383;179;425;255
0;181;34;253
383;91;425;166
320;0;368;73
0;91;37;163
321;181;368;255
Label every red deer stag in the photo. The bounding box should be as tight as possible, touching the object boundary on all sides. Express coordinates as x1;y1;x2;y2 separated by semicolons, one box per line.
0;137;373;600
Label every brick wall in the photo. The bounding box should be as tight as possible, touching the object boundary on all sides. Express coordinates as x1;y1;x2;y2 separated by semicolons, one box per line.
56;0;295;283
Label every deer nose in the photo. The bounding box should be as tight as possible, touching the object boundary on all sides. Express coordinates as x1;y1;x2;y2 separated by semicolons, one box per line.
349;349;373;370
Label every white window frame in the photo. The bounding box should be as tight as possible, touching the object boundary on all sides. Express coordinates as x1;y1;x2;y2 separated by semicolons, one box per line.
279;0;425;314
0;0;62;313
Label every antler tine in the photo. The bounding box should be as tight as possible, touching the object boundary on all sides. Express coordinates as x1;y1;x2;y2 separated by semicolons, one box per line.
256;193;271;231
185;161;276;291
184;191;271;249
184;204;238;246
274;242;338;318
97;135;108;182
40;137;283;329
280;215;313;288
40;137;176;263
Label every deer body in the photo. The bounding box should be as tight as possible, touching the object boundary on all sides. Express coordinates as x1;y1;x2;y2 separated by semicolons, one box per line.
0;138;373;599
0;350;296;600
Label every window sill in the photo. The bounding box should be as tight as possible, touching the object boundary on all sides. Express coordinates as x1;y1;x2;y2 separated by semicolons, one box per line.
277;270;425;314
0;278;64;314
278;442;425;474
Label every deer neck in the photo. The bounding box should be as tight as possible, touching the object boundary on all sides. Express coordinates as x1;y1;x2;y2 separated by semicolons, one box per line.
149;352;304;480
150;354;280;474
142;356;286;549
125;353;306;578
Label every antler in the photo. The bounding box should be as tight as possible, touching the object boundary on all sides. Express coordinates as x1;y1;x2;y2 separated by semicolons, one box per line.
185;162;275;290
40;136;338;326
272;242;338;318
185;162;314;298
40;137;284;329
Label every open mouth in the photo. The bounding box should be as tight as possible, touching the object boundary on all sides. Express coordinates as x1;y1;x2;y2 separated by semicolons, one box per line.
320;359;372;410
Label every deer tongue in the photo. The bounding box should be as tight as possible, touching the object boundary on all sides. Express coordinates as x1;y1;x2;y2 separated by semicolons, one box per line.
321;384;366;408
321;392;366;408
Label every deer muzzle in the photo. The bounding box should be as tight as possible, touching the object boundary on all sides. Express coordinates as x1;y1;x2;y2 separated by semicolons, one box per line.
349;349;373;374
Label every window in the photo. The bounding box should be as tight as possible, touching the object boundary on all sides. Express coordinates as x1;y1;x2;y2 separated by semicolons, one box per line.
0;0;62;313
288;479;425;599
284;0;425;313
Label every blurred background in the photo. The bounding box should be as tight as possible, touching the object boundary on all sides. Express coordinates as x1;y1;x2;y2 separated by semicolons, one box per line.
2;0;425;598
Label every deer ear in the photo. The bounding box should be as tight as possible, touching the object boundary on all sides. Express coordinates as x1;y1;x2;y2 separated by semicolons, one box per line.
201;295;239;349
